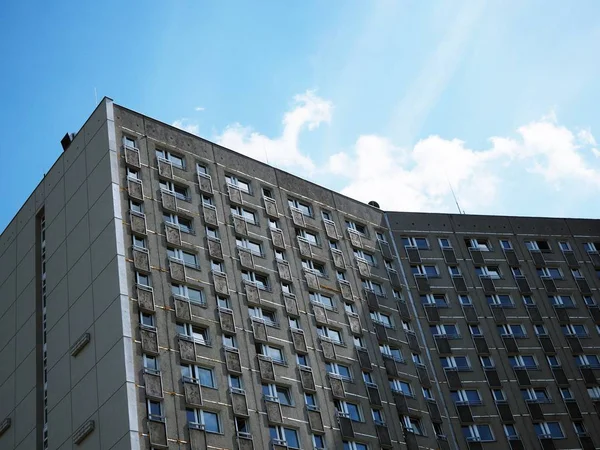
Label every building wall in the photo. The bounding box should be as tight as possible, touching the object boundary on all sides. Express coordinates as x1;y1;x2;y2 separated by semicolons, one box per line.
113;106;444;450
0;99;138;450
388;211;600;449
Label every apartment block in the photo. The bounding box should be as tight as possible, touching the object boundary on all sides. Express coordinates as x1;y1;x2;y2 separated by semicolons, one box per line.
0;98;599;450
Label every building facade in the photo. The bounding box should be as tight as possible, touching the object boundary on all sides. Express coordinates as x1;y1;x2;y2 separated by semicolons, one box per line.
0;98;599;450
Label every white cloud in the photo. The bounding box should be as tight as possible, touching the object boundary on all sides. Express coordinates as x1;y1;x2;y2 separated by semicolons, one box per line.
329;115;600;213
172;118;199;135
195;106;205;112
216;90;332;172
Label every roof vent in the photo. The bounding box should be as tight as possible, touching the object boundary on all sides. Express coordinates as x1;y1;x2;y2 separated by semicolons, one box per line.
368;200;380;208
61;133;75;151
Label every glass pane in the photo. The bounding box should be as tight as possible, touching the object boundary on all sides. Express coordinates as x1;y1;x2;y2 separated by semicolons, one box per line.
284;428;299;448
198;368;214;387
203;411;219;432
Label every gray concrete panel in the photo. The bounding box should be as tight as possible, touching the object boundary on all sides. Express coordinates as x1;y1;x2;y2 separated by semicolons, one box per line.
66;214;90;269
93;296;124;361
88;185;116;243
16;216;35;264
14;349;36;403
68;286;94;345
46;313;69;372
14;428;35;450
96;338;126;406
97;384;130;450
90;221;117;280
0;271;16;321
92;258;121;320
0;303;16;351
64;150;88;203
86;152;112;211
0;373;15;419
47;352;71;411
46;276;68;332
48;393;72;450
0;240;16;288
0;337;15;386
70;367;98;430
15;246;35;298
15;279;35;330
70;328;95;388
13;388;36;445
67;250;91;307
46;243;67;296
45;208;66;260
45;177;65;227
65;184;89;235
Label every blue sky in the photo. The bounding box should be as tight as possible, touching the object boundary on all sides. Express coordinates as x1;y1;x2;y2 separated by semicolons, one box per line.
2;0;600;231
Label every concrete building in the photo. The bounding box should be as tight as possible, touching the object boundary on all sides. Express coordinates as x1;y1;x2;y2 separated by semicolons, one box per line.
0;98;599;450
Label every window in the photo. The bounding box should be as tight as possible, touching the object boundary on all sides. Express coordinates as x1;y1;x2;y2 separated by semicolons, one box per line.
547;355;561;367
504;424;518;440
136;272;151;287
439;238;452;248
302;260;325;277
288;198;312;216
521;388;551;403
526;240;551;252
370;311;392;328
462;424;494;442
231;206;256;223
248;307;277;326
223;335;237;349
171;284;205;305
508;355;537;369
127;167;140;179
486;294;513;307
371;409;385;425
402;237;429;249
363;279;384;296
296;228;319;245
448;266;462;277
132;235;146;249
269;426;300;449
312;435;325;449
196;163;208;175
389;378;413;396
421;294;448;307
177;323;210;346
159;180;189;201
587;386;600;399
130;200;143;214
412;353;423;365
156;149;184;168
475;266;501;279
289;317;301;329
534;324;548;336
431;324;460;338
497;324;527;338
262;384;293;405
550;295;575;308
574;422;588;437
380;345;403;362
321;210;332;221
362;372;374;384
451;390;482;405
393;289;402;299
143;354;159;372
164;213;193;233
256;344;285;364
354;249;376;266
236;238;263;256
376;232;387;242
147;400;163;420
346;220;367;235
402;417;424;435
242;270;269;290
317;326;343;344
201;195;214;206
226;174;251;193
211;260;224;273
422;387;434;400
492;390;506;402
559;388;574;400
458;295;472;305
123;135;137;149
537;267;563;279
500;240;512;250
275;250;286;261
325;362;351;381
344;303;357;314
469;325;483;336
511;267;524;277
465;238;491;251
329;240;339;250
571;268;585;279
186;409;220;433
310;292;335;309
575;354;600;368
229;375;242;389
441;356;470;370
411;264;439;277
533;422;564;439
559;241;572;251
304;393;317;407
167;247;199;269
480;356;494;368
269;218;280;229
522;295;535;306
343;442;368;450
181;364;215;388
584;295;597;306
281;283;293;294
561;324;588;337
334;400;362;422
206;226;219;239
296;354;309;367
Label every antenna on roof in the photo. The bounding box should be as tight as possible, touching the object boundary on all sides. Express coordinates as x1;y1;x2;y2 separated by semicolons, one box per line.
447;177;465;214
94;87;98;105
263;143;270;166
